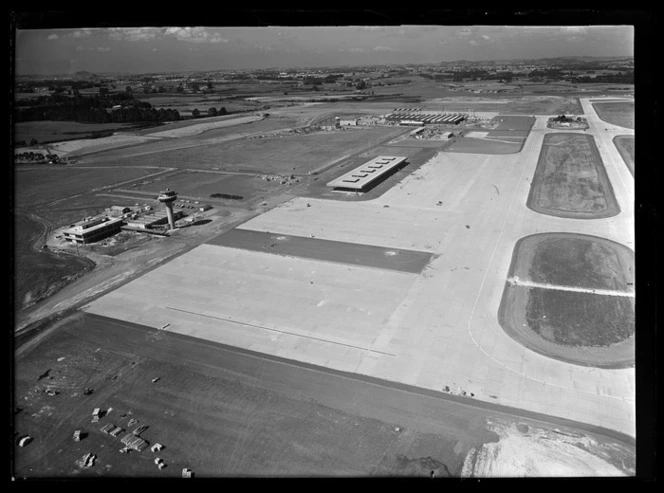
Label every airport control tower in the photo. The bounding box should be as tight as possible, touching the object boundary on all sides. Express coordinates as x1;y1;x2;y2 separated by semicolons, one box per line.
158;188;178;230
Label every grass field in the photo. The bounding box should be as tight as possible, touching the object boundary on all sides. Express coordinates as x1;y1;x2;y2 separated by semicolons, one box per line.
135;113;258;135
528;235;634;291
136;84;341;115
89;126;405;175
444;137;523;154
591;102;634;129
15;167;158;209
15;167;158;208
82;116;302;164
130;170;285;203
493;116;535;131
14;121;140;146
497;233;634;368
525;288;634;347
14;213;95;312
613;135;634;176
428;95;582;115
527;133;619;219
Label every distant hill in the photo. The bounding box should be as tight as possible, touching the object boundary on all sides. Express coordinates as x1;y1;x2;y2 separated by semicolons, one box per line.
72;71;99;80
440;56;633;66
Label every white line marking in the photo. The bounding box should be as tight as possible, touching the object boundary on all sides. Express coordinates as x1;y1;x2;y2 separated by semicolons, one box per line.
506;277;635;298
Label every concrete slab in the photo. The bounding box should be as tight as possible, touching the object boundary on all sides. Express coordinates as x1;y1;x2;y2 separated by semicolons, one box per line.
207;229;434;274
84;244;419;372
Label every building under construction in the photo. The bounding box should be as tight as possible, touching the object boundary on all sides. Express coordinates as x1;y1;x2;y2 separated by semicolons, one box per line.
62;216;124;244
125;209;185;230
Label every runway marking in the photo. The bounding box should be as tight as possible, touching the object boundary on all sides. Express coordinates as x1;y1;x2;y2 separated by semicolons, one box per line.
506;277;635;298
164;306;397;357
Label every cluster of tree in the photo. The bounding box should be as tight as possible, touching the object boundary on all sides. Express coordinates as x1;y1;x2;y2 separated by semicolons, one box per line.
141;85;167;94
14;151;62;163
191;107;227;118
527;68;564;78
14;92;181;124
551;115;583;122
301;75;340;85
15;138;38;146
18;80;103;94
174;83;210;93
449;69;492;82
302;76;324;86
107;106;182;123
570;73;634;84
418;72;448;82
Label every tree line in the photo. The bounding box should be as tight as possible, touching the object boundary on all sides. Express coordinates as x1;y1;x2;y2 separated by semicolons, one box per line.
14;91;181;124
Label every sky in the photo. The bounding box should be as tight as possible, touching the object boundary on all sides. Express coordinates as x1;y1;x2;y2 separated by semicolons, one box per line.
14;26;634;75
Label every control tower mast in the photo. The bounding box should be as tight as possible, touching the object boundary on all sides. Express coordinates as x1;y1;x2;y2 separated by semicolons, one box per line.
158;188;178;230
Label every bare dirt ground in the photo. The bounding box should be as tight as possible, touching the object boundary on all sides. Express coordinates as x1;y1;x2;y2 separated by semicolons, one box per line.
461;418;634;477
591;102;634;130
12;313;634;478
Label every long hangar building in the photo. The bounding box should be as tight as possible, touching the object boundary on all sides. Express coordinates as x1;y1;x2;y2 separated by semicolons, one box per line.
327;156;408;192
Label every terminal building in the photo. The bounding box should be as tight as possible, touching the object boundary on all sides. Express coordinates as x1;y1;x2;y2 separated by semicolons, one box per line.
125;209;185;229
326;156;408;192
62;216;124;244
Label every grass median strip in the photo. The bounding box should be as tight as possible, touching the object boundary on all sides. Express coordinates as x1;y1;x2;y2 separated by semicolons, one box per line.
527;133;619;219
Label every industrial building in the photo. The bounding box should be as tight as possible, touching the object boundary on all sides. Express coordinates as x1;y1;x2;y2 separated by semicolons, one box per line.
385;111;467;126
62;216;124;244
326;156;408;192
338;118;359;126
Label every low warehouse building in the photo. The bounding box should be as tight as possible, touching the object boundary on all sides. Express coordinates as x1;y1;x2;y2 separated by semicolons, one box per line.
326;156;408;192
399;120;424;126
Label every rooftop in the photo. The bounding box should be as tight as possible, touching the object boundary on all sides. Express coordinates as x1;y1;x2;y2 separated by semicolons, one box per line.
326;156;408;191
